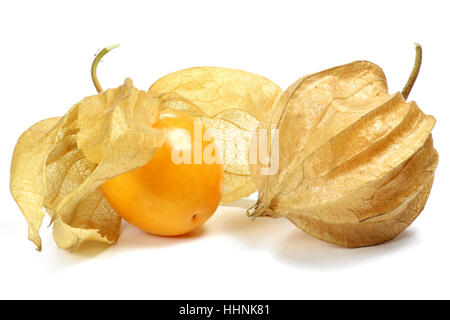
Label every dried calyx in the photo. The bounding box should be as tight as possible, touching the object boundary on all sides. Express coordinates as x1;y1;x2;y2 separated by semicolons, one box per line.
249;44;438;248
10;77;164;251
10;45;281;250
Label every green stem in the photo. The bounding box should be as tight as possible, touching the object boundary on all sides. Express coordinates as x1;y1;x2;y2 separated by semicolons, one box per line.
401;43;422;100
91;44;120;93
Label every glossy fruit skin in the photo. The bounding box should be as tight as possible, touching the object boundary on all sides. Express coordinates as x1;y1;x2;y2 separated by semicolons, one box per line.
101;110;224;236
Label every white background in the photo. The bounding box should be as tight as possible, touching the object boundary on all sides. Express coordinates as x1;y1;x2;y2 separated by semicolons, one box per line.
1;0;449;299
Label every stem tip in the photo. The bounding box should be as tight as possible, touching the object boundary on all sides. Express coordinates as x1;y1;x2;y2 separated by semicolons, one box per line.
401;43;422;100
91;44;120;93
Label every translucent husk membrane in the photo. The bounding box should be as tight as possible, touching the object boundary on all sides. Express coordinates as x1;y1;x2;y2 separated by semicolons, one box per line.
10;79;163;251
148;67;283;203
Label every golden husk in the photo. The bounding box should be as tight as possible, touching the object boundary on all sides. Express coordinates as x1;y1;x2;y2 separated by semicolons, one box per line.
10;79;163;251
250;61;438;248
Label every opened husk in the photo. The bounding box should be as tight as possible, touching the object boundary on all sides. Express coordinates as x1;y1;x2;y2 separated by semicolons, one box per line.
250;60;438;248
148;67;282;203
10;79;163;251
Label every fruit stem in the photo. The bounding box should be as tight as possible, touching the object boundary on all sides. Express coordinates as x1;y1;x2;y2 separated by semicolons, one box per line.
401;43;422;100
91;44;120;93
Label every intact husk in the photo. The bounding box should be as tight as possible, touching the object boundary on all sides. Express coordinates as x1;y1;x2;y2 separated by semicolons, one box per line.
148;67;282;203
10;79;163;251
250;61;438;248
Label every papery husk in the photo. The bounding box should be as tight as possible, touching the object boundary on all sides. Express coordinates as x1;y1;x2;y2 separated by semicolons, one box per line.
250;61;438;248
10;78;163;251
148;67;282;203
